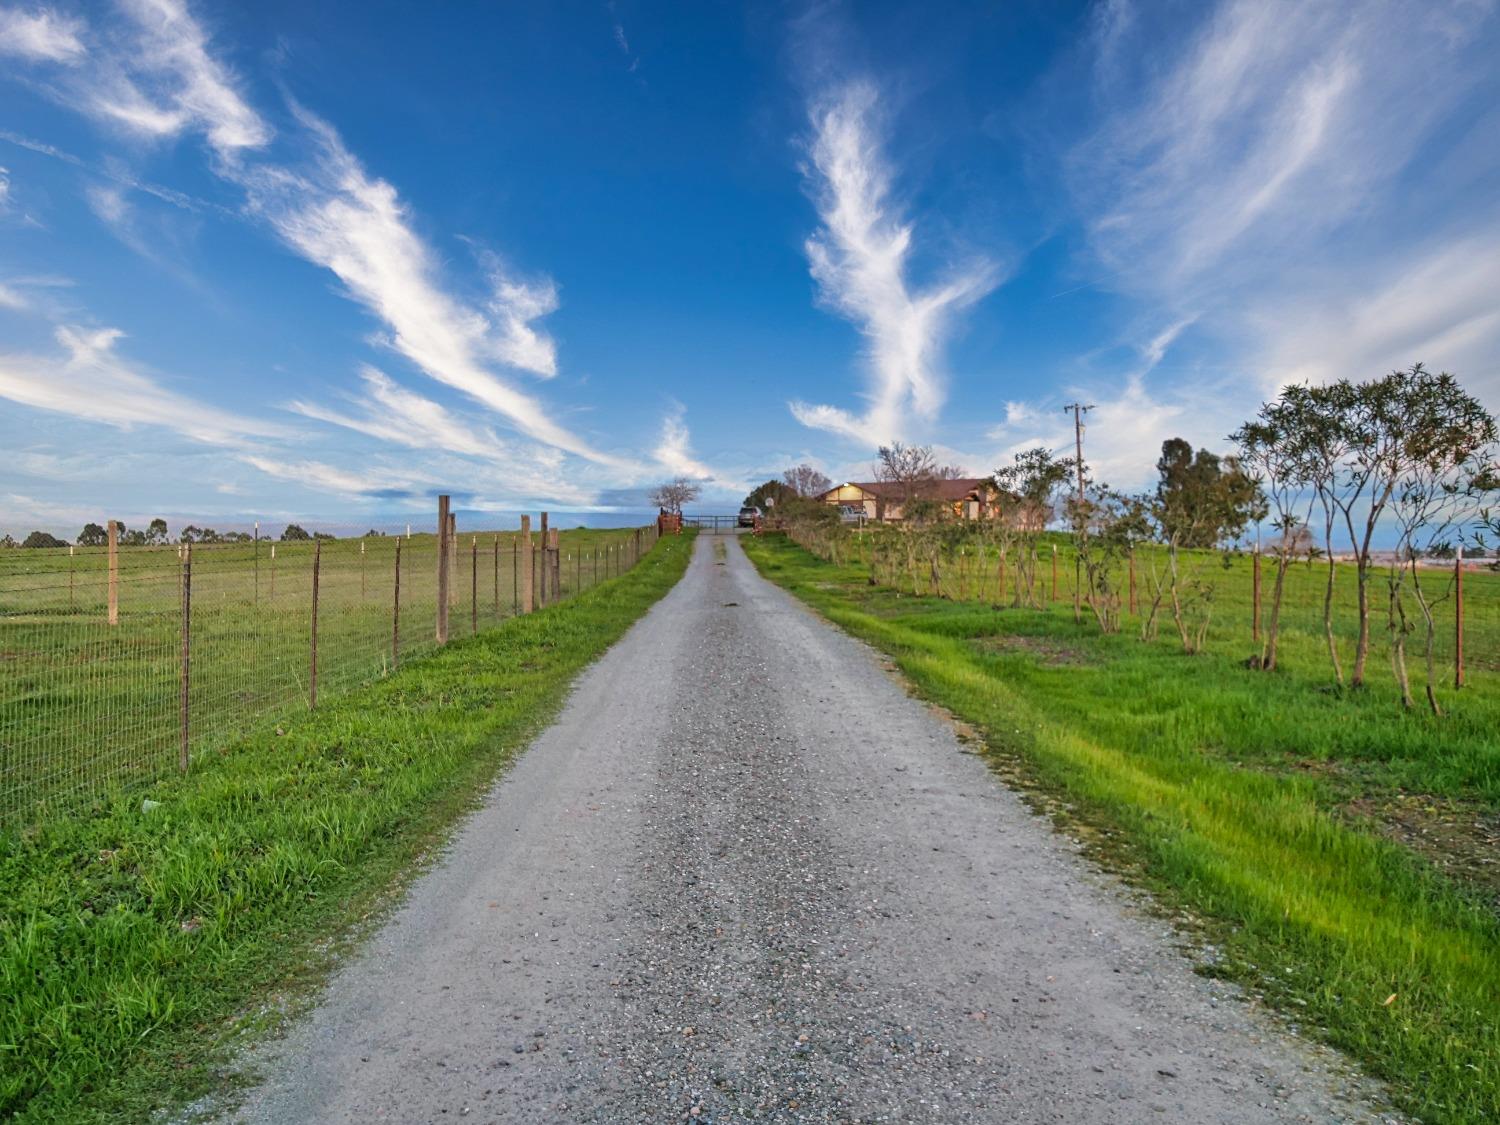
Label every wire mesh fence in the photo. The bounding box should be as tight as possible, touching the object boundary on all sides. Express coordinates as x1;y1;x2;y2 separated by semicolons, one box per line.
0;514;660;826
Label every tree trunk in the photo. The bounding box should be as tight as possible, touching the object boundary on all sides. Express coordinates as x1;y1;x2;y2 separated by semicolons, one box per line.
1321;535;1344;687
1263;553;1290;671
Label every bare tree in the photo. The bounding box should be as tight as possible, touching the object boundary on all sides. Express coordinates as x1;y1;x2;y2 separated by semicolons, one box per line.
781;464;832;498
649;477;701;516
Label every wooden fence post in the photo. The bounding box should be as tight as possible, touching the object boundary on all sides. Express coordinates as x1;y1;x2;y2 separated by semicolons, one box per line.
520;515;534;613
179;543;191;771
253;522;260;606
393;537;402;670
270;542;276;599
1455;546;1465;689
1252;549;1262;643
512;533;519;612
107;518;119;626
471;537;478;636
436;494;451;643
309;539;321;709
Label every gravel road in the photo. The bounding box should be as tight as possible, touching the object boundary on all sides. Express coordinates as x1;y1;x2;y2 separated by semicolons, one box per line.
234;532;1397;1124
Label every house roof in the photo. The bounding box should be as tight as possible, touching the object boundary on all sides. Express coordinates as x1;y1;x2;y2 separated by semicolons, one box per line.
819;478;998;503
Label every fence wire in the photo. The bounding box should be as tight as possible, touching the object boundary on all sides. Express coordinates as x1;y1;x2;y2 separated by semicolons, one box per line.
0;522;658;826
786;524;1498;685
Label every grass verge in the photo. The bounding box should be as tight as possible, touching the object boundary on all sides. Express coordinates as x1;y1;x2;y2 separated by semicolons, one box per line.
0;531;694;1123
743;532;1499;1125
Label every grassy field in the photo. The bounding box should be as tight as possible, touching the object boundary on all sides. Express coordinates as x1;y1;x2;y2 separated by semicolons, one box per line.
1;526;651;824
0;529;693;1123
744;532;1500;1125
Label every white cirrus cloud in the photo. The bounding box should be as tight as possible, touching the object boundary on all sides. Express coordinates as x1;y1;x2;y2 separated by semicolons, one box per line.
789;81;999;448
89;0;270;158
288;365;511;461
232;106;628;467
0;5;85;62
652;402;743;493
0;324;289;444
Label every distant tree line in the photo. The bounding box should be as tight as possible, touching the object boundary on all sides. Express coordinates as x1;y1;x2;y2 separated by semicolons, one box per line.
1;520;347;548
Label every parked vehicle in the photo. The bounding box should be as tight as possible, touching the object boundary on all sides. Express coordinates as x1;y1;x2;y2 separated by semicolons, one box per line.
837;505;865;525
737;506;761;528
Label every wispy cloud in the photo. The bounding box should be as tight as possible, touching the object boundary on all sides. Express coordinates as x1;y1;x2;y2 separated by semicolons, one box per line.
0;5;85;63
232;107;623;464
651;402;744;494
288;365;511;461
1067;0;1500;344
0;324;290;444
3;1;633;472
790;81;998;447
86;0;270;158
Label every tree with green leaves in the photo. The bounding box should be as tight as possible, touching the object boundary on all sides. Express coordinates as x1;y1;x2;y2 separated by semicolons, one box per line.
21;531;66;548
1148;440;1262;653
992;447;1072;608
1232;405;1319;671
1369;368;1497;711
280;523;312;542
76;522;107;547
744;479;797;511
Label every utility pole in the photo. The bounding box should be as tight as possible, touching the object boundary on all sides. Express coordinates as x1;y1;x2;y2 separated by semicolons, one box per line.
1062;402;1093;624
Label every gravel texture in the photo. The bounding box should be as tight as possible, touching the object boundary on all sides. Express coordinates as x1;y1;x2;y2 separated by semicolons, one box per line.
233;533;1399;1124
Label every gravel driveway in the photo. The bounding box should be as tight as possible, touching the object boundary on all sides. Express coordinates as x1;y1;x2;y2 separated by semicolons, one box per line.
234;532;1396;1123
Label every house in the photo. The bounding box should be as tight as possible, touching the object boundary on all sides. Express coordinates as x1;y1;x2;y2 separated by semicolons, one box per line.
816;478;1025;523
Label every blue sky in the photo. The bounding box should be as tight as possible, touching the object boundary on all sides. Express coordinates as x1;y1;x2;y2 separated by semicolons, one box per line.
2;0;1498;535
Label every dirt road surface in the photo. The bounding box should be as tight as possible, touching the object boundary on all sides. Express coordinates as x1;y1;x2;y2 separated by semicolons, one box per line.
234;533;1395;1123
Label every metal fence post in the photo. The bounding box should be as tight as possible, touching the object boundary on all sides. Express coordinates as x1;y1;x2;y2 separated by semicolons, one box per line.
1128;550;1137;616
179;543;191;771
361;538;367;601
539;512;550;605
1051;544;1058;603
436;494;451;643
1252;548;1262;643
493;534;500;613
448;512;458;608
107;518;119;626
253;521;260;606
393;537;402;670
520;515;534;613
549;528;561;599
310;539;322;709
471;537;478;636
512;532;519;612
1455;546;1465;689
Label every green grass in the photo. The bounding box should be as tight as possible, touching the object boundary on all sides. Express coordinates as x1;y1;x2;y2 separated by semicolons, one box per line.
0;530;694;1123
744;532;1500;1125
1;527;651;824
